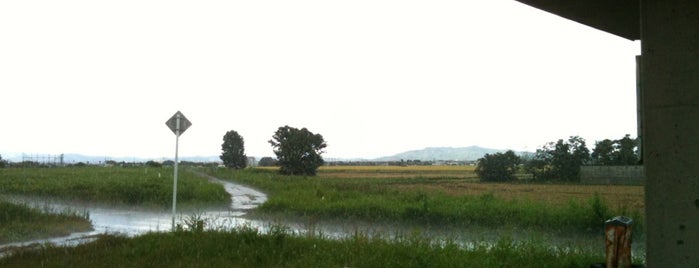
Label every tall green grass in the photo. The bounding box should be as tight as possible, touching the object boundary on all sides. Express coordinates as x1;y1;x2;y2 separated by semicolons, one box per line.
0;201;92;244
0;167;229;209
209;168;643;233
0;226;603;267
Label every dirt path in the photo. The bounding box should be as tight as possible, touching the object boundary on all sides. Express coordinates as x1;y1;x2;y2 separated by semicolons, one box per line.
190;170;267;211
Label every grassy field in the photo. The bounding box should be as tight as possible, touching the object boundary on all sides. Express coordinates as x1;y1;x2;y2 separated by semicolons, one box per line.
0;227;604;267
0;201;91;244
316;165;479;179
0;165;645;266
210;166;645;234
0;167;229;209
318;165;644;211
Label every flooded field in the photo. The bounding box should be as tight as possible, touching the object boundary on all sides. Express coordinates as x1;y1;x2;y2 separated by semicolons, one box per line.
0;172;267;251
0;166;646;263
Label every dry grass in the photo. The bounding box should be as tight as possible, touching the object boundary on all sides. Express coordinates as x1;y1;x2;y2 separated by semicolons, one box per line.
397;182;644;211
318;165;478;179
318;165;644;213
320;165;477;172
257;165;645;213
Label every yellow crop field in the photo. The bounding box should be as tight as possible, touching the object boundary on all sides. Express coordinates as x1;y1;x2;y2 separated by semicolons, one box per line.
394;181;644;211
253;165;644;213
320;165;476;172
318;165;477;179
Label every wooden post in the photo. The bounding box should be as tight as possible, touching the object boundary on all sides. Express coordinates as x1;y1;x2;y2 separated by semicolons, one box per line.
605;216;633;268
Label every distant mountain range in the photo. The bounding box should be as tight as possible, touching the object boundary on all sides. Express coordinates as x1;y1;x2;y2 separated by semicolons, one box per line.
2;146;527;164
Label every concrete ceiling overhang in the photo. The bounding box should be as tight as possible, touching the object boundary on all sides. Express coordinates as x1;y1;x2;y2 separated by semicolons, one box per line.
515;0;640;40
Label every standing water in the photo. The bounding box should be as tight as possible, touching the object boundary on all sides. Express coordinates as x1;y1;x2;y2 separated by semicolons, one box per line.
0;172;268;251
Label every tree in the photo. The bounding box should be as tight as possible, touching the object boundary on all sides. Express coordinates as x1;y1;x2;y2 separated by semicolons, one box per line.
591;134;639;165
525;136;590;182
220;130;247;169
258;157;278;167
615;134;639;165
591;139;616;165
475;150;520;182
0;154;6;168
553;136;590;181
268;125;326;176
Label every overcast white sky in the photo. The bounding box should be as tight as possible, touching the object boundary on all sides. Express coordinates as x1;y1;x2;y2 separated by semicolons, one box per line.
0;0;639;160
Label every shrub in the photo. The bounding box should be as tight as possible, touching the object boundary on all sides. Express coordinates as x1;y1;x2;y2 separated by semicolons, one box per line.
475;150;520;182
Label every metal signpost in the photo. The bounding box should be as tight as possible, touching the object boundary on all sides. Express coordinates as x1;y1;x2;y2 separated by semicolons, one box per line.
165;111;192;230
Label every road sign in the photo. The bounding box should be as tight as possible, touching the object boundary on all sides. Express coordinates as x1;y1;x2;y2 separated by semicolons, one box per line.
165;111;192;136
165;110;191;231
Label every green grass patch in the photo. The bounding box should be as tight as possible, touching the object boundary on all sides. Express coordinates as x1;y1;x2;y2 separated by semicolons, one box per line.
0;167;229;209
0;201;92;244
208;168;643;234
0;226;603;267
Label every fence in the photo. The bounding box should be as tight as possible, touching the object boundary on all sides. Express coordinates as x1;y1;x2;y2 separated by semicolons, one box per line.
21;154;65;167
580;165;644;185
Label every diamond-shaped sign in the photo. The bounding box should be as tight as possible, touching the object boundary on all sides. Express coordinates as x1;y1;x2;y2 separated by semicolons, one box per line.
165;111;192;136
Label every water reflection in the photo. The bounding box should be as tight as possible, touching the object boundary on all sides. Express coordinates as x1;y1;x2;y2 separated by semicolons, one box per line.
0;174;268;250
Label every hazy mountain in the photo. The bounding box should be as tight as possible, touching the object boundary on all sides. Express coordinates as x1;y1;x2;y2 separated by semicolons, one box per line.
373;146;514;162
2;146;527;164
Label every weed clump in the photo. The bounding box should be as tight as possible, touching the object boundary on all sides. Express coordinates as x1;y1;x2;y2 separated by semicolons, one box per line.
0;201;92;244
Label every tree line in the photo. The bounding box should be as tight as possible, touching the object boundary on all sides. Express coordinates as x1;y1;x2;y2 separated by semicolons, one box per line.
3;127;637;184
220;125;327;176
476;135;640;182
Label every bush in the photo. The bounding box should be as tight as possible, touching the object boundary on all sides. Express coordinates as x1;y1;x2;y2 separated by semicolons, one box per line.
145;160;162;168
258;157;278;167
475;150;520;182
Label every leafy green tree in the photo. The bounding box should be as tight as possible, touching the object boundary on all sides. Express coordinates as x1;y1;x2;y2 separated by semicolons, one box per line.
220;130;247;169
268;125;326;176
475;150;520;182
615;134;639;165
591;134;639;165
0;154;6;168
526;136;590;181
591;139;616;165
553;136;590;181
523;155;549;181
258;157;278;167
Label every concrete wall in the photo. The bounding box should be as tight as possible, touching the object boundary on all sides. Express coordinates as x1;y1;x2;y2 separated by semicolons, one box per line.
641;2;699;266
580;166;644;185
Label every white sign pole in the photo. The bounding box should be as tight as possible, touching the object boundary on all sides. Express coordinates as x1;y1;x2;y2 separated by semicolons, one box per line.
165;111;190;231
171;113;180;230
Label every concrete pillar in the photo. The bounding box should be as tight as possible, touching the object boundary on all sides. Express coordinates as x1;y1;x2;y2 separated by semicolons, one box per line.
641;1;699;266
